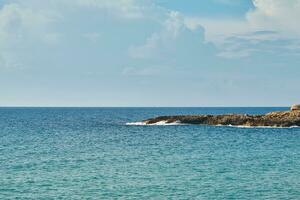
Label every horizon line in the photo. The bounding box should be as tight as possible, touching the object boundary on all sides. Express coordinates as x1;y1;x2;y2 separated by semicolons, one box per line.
0;106;291;108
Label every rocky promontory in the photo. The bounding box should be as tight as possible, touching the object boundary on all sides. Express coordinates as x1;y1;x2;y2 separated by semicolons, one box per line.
143;109;300;127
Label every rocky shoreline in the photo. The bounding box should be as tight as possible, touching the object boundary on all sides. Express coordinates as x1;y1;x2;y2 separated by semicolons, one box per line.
143;110;300;127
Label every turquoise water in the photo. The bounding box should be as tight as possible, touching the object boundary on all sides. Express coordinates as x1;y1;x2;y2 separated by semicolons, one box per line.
0;107;299;199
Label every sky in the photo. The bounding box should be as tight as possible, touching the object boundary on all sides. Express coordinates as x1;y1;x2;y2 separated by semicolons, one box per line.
0;0;300;107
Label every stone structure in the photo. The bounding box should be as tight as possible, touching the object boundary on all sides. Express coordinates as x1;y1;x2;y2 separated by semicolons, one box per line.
291;104;300;111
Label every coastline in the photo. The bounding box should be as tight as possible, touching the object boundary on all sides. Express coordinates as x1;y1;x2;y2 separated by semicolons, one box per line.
138;110;300;128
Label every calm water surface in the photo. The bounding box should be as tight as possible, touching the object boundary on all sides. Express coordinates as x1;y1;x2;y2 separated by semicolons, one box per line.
0;107;299;199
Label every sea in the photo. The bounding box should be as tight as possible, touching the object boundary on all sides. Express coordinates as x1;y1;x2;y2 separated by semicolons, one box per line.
0;107;299;199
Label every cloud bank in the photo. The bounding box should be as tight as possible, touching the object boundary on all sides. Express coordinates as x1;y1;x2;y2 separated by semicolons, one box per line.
0;0;299;106
188;0;300;58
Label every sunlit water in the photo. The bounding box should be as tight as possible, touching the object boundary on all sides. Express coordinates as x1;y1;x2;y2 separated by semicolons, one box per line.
0;107;299;199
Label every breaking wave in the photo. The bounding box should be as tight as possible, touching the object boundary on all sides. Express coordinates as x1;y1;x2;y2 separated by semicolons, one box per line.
126;122;147;126
217;124;300;129
126;120;183;126
126;121;299;128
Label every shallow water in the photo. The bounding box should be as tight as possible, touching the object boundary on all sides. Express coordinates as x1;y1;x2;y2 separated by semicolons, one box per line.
0;107;299;199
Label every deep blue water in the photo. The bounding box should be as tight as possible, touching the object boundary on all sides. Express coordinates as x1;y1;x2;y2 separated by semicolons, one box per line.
0;107;299;199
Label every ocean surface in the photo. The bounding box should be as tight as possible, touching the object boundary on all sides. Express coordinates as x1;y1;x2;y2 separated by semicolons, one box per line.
0;107;299;199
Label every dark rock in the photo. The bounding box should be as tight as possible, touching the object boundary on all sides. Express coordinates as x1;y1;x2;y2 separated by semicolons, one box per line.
143;110;300;127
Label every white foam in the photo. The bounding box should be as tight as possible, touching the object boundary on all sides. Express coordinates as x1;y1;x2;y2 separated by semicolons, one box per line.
127;121;299;128
126;120;183;126
126;122;147;126
289;125;300;128
217;124;300;129
151;120;183;126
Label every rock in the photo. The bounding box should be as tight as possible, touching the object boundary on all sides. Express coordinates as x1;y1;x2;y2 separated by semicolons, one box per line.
291;104;300;111
143;110;300;127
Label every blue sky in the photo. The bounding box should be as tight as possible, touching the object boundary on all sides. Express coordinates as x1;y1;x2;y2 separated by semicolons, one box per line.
0;0;300;106
153;0;254;17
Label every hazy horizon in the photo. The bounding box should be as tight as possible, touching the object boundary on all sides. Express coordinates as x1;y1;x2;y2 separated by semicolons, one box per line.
0;105;292;108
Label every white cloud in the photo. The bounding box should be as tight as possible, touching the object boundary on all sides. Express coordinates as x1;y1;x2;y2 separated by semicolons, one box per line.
127;10;217;75
128;11;184;59
0;0;299;106
247;0;300;35
0;0;156;46
129;11;207;59
1;0;299;71
129;11;179;58
0;0;158;69
185;17;250;44
187;0;300;58
188;0;300;44
0;2;60;68
76;0;147;19
0;3;54;43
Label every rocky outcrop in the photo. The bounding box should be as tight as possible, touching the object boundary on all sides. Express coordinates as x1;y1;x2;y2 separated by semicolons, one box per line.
143;110;300;127
291;104;300;111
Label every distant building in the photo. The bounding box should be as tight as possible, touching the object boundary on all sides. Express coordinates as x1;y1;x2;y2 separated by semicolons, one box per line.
291;104;300;111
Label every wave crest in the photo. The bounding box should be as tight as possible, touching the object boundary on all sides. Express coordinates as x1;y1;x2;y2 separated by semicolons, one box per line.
126;122;147;126
217;124;300;129
126;121;299;128
126;120;182;126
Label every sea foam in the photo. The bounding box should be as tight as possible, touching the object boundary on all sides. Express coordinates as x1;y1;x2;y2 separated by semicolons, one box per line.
217;124;300;129
127;121;299;128
126;120;183;126
126;122;147;126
